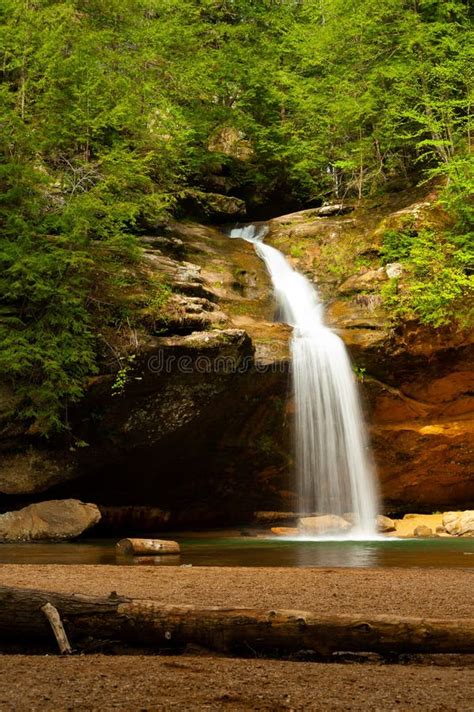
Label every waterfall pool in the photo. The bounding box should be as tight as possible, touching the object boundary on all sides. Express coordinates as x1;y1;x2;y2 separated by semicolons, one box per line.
1;534;474;568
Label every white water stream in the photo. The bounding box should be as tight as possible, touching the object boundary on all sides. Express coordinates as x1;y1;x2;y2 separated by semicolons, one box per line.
230;224;379;538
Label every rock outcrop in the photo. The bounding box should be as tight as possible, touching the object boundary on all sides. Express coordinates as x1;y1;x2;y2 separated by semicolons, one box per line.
266;191;473;513
0;189;471;522
443;511;474;537
0;222;291;524
178;190;247;221
0;451;76;497
0;499;101;542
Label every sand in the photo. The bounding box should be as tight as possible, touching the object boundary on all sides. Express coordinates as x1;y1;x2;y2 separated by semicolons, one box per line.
0;565;473;711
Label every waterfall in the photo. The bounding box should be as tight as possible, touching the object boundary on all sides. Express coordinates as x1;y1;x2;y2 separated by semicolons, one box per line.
229;224;379;538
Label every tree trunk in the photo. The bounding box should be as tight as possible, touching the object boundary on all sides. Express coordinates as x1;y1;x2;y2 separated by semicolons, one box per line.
1;585;474;657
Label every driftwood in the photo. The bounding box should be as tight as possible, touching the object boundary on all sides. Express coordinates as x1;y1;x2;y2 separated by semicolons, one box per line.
41;602;72;654
116;538;180;555
1;585;474;657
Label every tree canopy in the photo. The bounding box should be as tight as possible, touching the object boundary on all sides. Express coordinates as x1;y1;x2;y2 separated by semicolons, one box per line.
1;0;472;432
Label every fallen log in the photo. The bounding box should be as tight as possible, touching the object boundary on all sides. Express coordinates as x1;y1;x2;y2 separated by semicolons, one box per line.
1;585;474;657
116;538;180;555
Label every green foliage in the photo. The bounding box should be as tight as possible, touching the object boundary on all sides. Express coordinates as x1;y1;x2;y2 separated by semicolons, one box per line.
0;0;178;432
111;354;137;397
257;434;275;456
353;365;367;382
145;276;173;318
0;0;472;431
382;226;473;328
408;228;472;326
381;222;417;264
380;152;473;327
290;243;305;259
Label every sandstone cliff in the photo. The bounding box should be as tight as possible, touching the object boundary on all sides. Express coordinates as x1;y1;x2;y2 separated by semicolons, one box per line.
266;191;473;512
0;190;472;521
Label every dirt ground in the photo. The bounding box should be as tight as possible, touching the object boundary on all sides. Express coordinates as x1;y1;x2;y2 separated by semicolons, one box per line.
1;565;474;616
1;654;473;711
1;565;473;711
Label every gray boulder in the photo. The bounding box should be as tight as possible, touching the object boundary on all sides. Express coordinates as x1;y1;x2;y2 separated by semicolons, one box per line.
0;499;101;542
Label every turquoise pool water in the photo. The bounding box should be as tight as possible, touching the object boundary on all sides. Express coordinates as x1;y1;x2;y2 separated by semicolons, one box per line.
1;534;474;568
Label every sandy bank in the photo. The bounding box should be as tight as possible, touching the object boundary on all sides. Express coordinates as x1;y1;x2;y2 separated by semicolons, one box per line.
1;566;473;711
1;564;473;618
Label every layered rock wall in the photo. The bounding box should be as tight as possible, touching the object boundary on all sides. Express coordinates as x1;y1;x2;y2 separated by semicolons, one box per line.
0;192;472;520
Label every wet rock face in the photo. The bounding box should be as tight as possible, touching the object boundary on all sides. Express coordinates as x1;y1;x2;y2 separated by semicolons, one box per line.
58;364;291;522
366;358;474;511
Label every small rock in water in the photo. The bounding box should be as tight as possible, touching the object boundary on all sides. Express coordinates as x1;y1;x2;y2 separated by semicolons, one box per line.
414;525;433;538
298;514;351;535
376;515;396;533
271;527;299;536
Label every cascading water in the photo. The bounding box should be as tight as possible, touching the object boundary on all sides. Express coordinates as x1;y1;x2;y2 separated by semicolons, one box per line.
229;224;379;538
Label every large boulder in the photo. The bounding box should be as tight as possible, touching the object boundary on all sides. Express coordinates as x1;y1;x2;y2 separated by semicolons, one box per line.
299;514;351;535
208;127;253;161
0;499;101;542
443;511;474;537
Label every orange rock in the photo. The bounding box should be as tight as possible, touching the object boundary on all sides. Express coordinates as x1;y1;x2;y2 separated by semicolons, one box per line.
373;419;474;510
270;527;299;536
